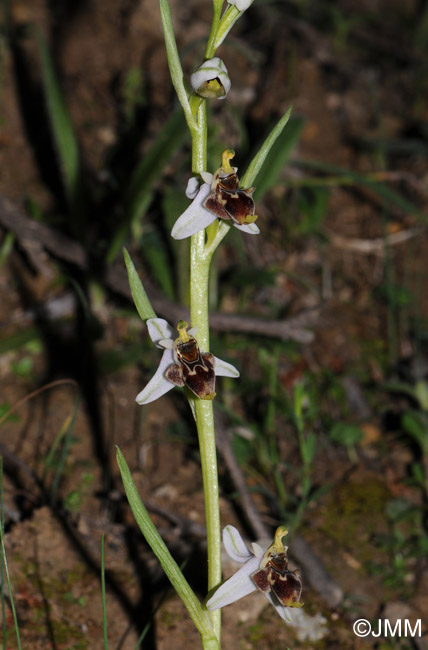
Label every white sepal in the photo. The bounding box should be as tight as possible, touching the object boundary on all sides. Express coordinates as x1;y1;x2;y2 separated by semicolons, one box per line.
135;349;175;404
233;221;260;235
205;555;260;611
223;525;252;563
171;184;216;240
147;318;174;347
213;357;240;378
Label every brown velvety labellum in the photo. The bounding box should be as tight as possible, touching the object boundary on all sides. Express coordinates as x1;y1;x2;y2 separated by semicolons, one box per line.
252;552;303;607
167;337;216;400
203;170;257;226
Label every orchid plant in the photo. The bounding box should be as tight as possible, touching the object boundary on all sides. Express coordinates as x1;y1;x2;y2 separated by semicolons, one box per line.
117;1;300;647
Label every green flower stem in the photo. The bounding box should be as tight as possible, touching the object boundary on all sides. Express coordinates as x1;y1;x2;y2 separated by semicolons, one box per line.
116;447;219;650
213;5;241;51
189;96;221;642
205;222;231;258
190;231;222;643
194;397;221;638
204;0;224;59
190;99;207;174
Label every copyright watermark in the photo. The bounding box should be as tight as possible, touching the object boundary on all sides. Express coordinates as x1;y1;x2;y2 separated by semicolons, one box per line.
353;619;421;638
353;619;371;637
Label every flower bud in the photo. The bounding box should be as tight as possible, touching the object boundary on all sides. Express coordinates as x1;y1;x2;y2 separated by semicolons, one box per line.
190;57;231;100
227;0;254;10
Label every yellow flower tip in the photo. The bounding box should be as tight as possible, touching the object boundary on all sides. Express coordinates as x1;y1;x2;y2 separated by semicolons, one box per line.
273;526;288;552
221;148;235;173
202;78;226;98
176;320;190;342
246;214;258;224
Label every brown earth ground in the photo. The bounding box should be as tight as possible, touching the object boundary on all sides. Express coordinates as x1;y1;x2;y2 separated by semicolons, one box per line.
1;0;428;648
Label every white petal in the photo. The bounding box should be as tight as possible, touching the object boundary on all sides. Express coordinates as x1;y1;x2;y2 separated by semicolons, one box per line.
251;542;264;559
159;338;174;350
261;592;292;621
188;395;197;421
186;177;200;199
171;184;217;240
233;222;260;235
135;349;174;404
200;171;213;185
223;525;252;563
213;356;240;378
205;556;260;610
147;318;174;347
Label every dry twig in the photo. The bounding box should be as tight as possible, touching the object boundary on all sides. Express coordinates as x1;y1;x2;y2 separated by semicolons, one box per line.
0;195;318;343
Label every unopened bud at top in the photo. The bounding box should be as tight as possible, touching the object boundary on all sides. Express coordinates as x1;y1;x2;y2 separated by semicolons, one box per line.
190;57;231;100
227;0;254;10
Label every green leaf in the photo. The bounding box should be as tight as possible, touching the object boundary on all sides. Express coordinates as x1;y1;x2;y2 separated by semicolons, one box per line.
123;249;157;321
411;462;426;488
295;187;329;234
121;66;146;127
329;422;363;448
292;159;427;223
123;108;188;230
159;0;195;129
241;107;304;198
0;404;19;423
415;380;428;412
301;433;317;465
402;411;428;455
0;328;40;354
141;230;175;299
98;343;148;375
224;267;276;289
0;232;14;271
0;458;23;650
116;447;217;646
384;381;419;401
377;283;413;308
37;31;81;209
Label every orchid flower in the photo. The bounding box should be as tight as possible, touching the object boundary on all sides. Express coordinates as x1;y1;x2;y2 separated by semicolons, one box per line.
171;150;260;240
136;318;240;405
206;526;303;622
190;57;231;100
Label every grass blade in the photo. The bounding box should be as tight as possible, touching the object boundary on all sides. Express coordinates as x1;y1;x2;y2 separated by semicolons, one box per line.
49;394;80;504
37;31;81;210
241;107;304;198
0;458;22;650
291;159;427;222
1;457;6;650
101;534;108;650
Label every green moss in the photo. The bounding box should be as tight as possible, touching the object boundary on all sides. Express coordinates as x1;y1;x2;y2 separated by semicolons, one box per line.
159;607;182;628
319;478;390;564
10;556;94;647
247;621;264;644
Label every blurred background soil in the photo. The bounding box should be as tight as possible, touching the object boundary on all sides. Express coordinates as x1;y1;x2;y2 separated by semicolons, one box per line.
1;0;428;648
